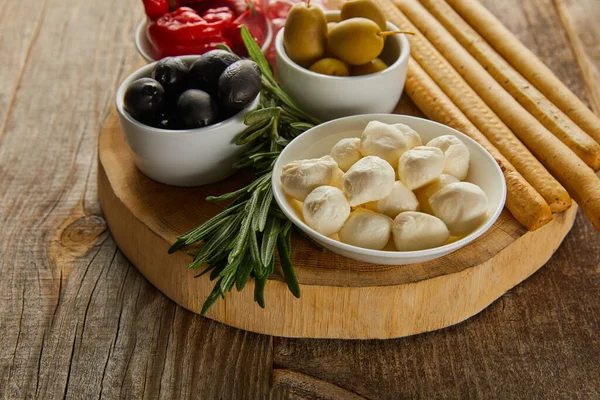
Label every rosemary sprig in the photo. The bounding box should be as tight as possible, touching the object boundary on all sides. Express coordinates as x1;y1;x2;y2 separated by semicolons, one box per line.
170;27;321;315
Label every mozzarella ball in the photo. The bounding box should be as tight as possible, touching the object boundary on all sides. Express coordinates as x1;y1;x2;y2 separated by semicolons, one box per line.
397;146;445;190
330;137;362;171
414;174;460;214
429;182;489;235
280;155;339;201
392;211;449;251
339;209;393;250
360;121;413;166
302;186;351;236
366;181;419;218
391;123;422;149
426;135;470;180
330;166;345;190
343;156;395;207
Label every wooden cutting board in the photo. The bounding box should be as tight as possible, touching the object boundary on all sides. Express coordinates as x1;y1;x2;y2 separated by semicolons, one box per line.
98;104;577;339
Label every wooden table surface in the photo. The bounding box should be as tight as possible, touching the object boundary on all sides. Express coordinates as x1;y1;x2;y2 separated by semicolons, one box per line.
1;0;599;398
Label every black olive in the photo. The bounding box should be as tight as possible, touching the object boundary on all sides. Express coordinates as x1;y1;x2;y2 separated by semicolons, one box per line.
218;60;261;114
187;50;240;96
153;108;181;130
123;78;165;125
176;89;218;129
151;57;188;96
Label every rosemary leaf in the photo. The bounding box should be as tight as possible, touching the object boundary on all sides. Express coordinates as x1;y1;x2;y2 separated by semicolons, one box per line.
184;214;233;245
244;107;281;125
253;275;267;308
277;230;300;298
236;231;260;291
290;122;315;131
240;26;277;85
233;118;270;144
235;118;273;145
188;214;242;269
209;261;227;281
252;184;272;232
169;202;245;253
215;43;236;54
201;280;224;315
219;269;237;295
205;177;261;202
194;263;216;278
228;189;260;262
260;217;280;268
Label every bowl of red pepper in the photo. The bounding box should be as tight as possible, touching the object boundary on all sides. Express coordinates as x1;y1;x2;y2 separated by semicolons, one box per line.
137;0;273;62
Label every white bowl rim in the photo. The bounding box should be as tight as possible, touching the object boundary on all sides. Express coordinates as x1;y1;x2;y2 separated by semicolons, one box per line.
275;10;411;82
272;114;507;261
135;16;274;63
115;55;259;137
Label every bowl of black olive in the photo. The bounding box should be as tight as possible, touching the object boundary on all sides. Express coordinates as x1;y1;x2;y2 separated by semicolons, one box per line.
116;51;262;187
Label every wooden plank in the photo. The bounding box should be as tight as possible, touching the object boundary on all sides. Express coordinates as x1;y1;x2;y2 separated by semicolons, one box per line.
0;0;280;398
273;370;366;400
0;0;48;141
554;0;600;114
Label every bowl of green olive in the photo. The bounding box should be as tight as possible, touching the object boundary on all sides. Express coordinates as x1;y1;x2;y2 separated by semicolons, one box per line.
275;3;410;122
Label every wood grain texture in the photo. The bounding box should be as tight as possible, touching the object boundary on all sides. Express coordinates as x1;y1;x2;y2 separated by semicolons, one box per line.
0;0;282;398
554;0;600;114
0;0;47;142
272;370;366;400
0;0;598;397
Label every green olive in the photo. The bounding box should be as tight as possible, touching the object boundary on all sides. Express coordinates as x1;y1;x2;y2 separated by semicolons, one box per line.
350;58;388;75
283;3;328;68
309;58;350;76
341;0;387;31
327;18;384;66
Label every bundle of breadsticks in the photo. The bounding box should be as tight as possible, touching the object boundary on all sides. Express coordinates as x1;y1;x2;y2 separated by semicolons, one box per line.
366;0;600;232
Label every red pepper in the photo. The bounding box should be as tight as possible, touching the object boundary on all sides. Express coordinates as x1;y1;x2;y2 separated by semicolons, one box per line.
147;6;236;59
230;1;267;54
179;0;248;17
143;0;171;20
203;6;235;24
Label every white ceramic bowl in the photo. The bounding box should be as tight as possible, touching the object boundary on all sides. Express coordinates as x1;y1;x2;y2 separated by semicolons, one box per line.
135;17;273;62
115;55;259;187
272;114;507;265
275;11;410;122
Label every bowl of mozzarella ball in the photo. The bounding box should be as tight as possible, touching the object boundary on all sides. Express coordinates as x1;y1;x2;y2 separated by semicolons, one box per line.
272;114;507;265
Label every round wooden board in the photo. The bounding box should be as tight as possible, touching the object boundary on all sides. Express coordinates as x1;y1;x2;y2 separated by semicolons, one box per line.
98;107;577;339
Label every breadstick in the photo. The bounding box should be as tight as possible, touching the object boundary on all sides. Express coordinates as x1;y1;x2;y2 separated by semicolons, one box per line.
373;0;571;213
419;0;600;171
446;0;600;147
406;58;553;230
392;0;600;231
